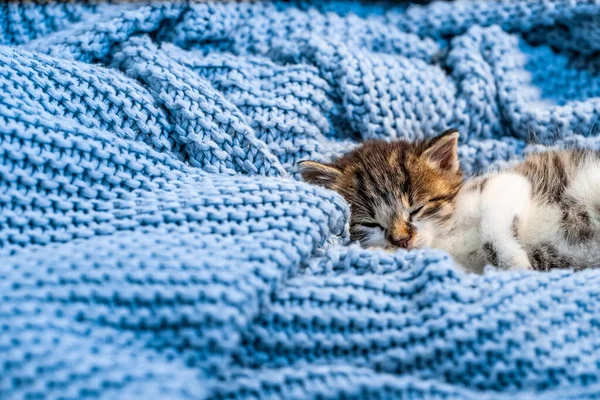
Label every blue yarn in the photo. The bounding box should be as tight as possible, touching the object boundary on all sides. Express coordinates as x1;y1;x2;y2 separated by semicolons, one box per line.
2;1;600;399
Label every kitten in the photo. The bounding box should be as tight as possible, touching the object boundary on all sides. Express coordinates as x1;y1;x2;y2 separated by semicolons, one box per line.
299;129;600;273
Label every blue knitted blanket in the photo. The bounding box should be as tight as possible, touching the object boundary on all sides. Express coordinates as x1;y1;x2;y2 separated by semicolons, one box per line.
4;1;600;399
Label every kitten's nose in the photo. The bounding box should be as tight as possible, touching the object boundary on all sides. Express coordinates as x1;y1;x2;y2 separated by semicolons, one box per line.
389;235;411;249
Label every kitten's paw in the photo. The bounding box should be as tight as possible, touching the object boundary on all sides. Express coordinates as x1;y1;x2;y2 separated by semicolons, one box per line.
488;244;532;271
505;251;532;271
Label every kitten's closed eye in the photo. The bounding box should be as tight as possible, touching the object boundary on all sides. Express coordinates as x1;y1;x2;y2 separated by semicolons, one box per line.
411;196;454;217
358;222;384;229
429;195;454;203
410;205;424;216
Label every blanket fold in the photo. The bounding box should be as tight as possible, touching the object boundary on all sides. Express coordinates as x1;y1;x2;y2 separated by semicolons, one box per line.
3;1;600;399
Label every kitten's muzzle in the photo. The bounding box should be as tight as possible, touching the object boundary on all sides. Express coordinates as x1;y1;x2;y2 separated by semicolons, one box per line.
388;231;414;249
388;220;415;249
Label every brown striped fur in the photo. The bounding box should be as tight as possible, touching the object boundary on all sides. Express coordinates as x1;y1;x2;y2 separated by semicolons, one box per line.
513;149;590;203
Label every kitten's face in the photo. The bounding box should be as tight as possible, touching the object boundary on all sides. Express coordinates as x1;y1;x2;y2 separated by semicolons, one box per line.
300;129;463;250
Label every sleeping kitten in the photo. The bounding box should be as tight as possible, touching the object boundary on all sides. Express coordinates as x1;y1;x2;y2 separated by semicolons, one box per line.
299;129;600;273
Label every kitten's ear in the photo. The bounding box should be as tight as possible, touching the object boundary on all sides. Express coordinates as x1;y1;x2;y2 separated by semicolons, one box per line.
423;129;460;173
298;160;342;188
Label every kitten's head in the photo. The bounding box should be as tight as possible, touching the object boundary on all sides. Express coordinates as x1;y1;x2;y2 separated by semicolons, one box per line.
299;129;462;250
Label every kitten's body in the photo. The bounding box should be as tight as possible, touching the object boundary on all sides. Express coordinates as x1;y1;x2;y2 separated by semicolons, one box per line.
436;150;600;272
299;130;600;272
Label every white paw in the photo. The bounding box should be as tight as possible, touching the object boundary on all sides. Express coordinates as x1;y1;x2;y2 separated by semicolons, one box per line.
505;250;532;271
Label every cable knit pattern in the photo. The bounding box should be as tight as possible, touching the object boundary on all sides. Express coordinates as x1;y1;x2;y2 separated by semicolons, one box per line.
3;1;600;399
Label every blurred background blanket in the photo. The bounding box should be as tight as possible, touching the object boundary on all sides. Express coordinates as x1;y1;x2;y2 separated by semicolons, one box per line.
3;1;600;399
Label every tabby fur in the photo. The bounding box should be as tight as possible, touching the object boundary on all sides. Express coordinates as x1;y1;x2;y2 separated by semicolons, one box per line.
299;129;600;272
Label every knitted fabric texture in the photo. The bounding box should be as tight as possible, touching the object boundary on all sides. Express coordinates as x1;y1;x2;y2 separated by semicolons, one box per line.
3;1;600;399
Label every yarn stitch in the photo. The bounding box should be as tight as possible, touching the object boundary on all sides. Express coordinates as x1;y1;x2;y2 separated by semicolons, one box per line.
3;1;600;399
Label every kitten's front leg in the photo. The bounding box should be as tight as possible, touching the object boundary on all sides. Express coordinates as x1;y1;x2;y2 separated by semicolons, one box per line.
479;173;532;271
